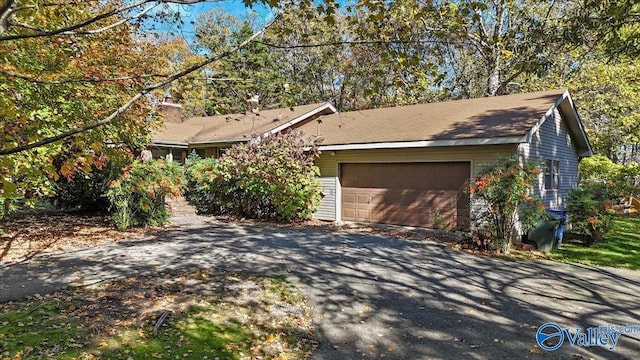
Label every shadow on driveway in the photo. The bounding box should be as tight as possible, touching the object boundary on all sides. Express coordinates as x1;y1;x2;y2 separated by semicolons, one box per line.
1;218;639;359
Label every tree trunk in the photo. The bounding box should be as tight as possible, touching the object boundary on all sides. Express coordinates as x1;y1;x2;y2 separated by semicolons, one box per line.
486;51;501;96
0;0;16;34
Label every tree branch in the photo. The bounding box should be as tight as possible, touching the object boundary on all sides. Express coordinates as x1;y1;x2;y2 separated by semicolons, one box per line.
67;4;156;36
0;12;282;156
0;67;166;84
492;0;505;44
0;0;216;40
475;8;489;44
0;0;16;33
0;0;150;40
256;38;472;49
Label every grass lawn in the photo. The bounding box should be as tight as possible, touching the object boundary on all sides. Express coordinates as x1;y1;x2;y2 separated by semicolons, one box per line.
547;216;640;270
0;270;314;360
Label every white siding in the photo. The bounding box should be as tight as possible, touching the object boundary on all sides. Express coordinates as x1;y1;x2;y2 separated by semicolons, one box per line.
520;108;580;209
314;177;337;221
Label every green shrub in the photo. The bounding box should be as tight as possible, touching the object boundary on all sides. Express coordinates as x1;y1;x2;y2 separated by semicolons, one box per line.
52;161;124;212
106;159;183;229
566;182;617;244
185;131;323;221
580;155;640;196
0;197;21;219
183;151;222;214
468;156;545;252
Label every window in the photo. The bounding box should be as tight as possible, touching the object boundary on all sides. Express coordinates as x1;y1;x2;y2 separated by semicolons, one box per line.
544;159;559;190
194;148;205;158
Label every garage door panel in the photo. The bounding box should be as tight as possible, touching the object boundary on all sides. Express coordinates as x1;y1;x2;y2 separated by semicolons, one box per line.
341;162;470;228
342;178;356;187
371;177;387;188
388;191;457;208
369;194;385;205
385;210;429;225
343;208;357;220
343;192;357;204
356;193;370;204
356;208;371;220
370;210;387;222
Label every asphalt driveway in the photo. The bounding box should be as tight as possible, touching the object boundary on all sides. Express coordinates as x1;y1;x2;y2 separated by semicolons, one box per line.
1;216;639;359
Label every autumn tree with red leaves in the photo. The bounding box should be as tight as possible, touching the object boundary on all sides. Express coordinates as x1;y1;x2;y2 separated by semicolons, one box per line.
0;0;279;213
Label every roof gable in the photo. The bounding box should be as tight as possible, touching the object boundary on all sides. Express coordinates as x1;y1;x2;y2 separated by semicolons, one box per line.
152;102;336;145
525;90;593;157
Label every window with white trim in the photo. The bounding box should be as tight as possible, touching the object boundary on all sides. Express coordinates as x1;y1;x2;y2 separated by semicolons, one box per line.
544;159;559;190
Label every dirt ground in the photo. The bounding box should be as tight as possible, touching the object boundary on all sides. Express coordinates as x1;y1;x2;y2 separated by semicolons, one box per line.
0;213;159;265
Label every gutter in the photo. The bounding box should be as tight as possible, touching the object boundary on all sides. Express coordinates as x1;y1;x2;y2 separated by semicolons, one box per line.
150;140;189;148
317;136;527;151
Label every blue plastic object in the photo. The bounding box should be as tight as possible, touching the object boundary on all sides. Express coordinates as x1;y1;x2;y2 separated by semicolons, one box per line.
547;209;568;246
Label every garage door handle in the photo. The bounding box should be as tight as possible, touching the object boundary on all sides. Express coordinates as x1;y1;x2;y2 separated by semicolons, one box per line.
368;195;372;204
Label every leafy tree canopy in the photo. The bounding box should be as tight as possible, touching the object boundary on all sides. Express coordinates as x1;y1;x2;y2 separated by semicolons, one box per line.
0;0;276;211
2;0;640;215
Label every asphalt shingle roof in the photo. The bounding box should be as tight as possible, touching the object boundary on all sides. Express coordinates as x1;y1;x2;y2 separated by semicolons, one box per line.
152;89;568;146
294;89;567;145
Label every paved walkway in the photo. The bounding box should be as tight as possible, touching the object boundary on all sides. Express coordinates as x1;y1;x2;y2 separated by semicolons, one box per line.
1;215;640;359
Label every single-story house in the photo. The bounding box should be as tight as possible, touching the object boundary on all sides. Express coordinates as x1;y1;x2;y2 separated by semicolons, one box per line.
151;89;592;229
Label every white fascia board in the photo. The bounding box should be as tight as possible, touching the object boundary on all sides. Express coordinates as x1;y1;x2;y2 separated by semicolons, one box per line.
265;102;337;136
526;90;593;157
188;138;250;145
563;91;594;157
524;92;566;143
317;136;527;151
151;140;189;148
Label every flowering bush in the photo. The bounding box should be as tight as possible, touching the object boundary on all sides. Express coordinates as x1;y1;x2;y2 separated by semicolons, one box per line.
566;182;616;245
468;156;545;252
184;131;323;221
106;159;183;229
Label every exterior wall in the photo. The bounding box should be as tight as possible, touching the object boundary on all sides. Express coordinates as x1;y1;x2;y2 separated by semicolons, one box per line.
520;108;580;209
313;144;518;222
315;177;338;220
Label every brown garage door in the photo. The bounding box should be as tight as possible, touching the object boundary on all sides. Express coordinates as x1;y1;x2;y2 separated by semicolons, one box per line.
341;162;470;228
